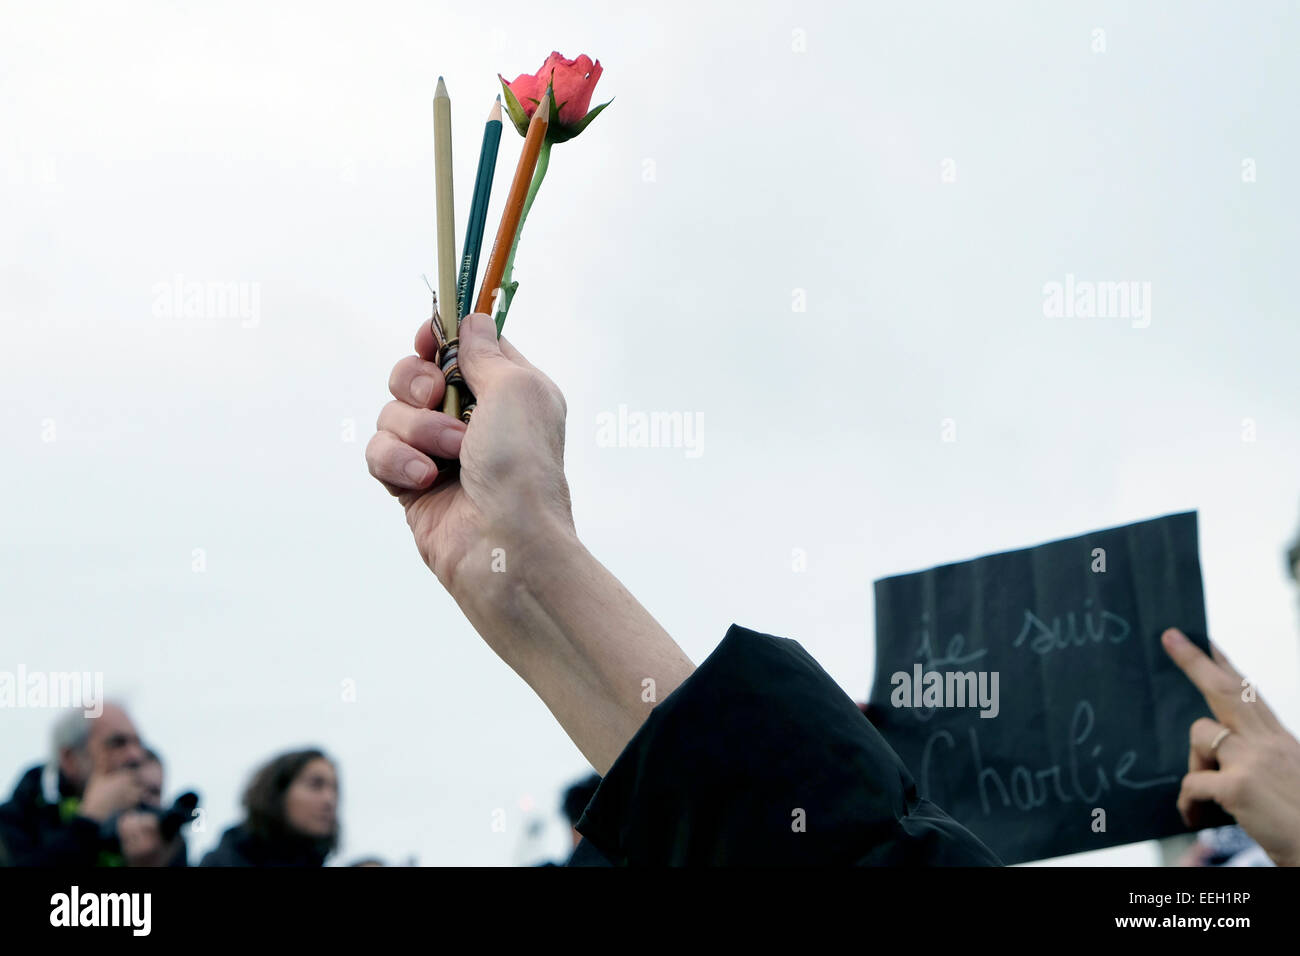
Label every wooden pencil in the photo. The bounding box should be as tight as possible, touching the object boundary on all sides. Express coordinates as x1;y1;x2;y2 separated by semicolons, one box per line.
433;75;460;420
473;94;550;317
457;96;503;320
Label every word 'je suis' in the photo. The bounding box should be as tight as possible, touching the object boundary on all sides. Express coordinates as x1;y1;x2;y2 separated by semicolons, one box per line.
1011;603;1132;656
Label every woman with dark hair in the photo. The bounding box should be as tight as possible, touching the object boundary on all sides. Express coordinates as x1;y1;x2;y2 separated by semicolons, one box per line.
200;749;339;867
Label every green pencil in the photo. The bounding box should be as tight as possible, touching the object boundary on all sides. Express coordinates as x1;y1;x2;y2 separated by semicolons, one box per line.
457;96;503;320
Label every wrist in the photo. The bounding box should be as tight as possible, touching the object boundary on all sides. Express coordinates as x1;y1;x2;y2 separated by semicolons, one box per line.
445;510;581;608
441;504;694;774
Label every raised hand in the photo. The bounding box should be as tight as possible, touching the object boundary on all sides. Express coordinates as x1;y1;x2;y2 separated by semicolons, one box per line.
1162;627;1300;867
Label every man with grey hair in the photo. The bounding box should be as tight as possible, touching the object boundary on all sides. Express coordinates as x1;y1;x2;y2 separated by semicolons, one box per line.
0;701;180;866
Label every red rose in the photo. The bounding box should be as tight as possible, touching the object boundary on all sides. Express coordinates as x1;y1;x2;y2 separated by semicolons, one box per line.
499;51;612;144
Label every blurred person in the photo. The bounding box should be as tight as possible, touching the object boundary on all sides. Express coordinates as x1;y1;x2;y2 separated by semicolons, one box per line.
561;774;610;865
139;749;165;807
1290;518;1300;592
0;703;181;866
562;773;601;849
200;748;338;867
1182;824;1271;867
365;314;1000;865
534;773;611;867
129;747;190;866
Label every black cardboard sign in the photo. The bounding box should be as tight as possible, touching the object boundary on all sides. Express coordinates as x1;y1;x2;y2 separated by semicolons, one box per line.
867;511;1214;864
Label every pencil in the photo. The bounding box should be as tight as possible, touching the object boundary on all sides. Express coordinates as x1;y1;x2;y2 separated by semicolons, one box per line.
457;96;503;320
473;94;550;317
433;75;461;420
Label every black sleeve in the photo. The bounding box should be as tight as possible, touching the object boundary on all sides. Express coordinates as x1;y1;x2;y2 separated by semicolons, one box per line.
575;624;1002;866
198;844;235;867
564;836;613;867
198;831;253;867
167;836;190;867
0;806;103;868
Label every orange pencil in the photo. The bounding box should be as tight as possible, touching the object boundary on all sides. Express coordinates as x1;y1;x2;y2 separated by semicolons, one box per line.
473;94;550;317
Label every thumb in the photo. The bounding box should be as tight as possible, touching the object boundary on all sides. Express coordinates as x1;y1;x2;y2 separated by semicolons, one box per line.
457;311;512;396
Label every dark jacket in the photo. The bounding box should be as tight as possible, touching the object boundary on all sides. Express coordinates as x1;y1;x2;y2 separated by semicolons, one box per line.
574;625;1003;866
0;765;104;867
0;764;190;867
565;837;613;866
200;824;330;867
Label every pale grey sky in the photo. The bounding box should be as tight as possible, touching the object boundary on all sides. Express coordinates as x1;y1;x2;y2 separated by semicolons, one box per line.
2;0;1297;866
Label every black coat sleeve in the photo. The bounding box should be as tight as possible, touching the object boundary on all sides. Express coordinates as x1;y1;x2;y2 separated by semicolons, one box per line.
575;624;1002;866
0;804;102;868
198;836;247;867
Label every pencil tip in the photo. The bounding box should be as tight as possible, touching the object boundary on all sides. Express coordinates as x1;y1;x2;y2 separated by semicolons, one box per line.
536;96;550;121
436;76;448;96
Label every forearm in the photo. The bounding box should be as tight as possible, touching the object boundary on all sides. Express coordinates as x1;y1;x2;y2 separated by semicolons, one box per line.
450;520;695;774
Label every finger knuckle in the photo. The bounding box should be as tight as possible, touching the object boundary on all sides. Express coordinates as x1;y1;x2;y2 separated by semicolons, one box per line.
516;371;565;415
1212;676;1238;699
548;380;568;417
1219;770;1247;806
1262;736;1292;763
1246;740;1279;772
388;361;408;394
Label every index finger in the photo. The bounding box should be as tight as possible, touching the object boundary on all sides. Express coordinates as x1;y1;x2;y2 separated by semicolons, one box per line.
1210;642;1244;682
1162;628;1239;716
415;317;439;362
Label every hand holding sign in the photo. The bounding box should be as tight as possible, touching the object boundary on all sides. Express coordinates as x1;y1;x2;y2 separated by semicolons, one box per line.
1162;627;1300;867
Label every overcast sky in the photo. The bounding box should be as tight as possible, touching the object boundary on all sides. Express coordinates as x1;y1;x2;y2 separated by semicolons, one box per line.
2;0;1297;866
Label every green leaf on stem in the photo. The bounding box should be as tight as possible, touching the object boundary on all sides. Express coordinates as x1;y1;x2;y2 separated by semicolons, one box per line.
549;98;613;144
498;77;532;136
